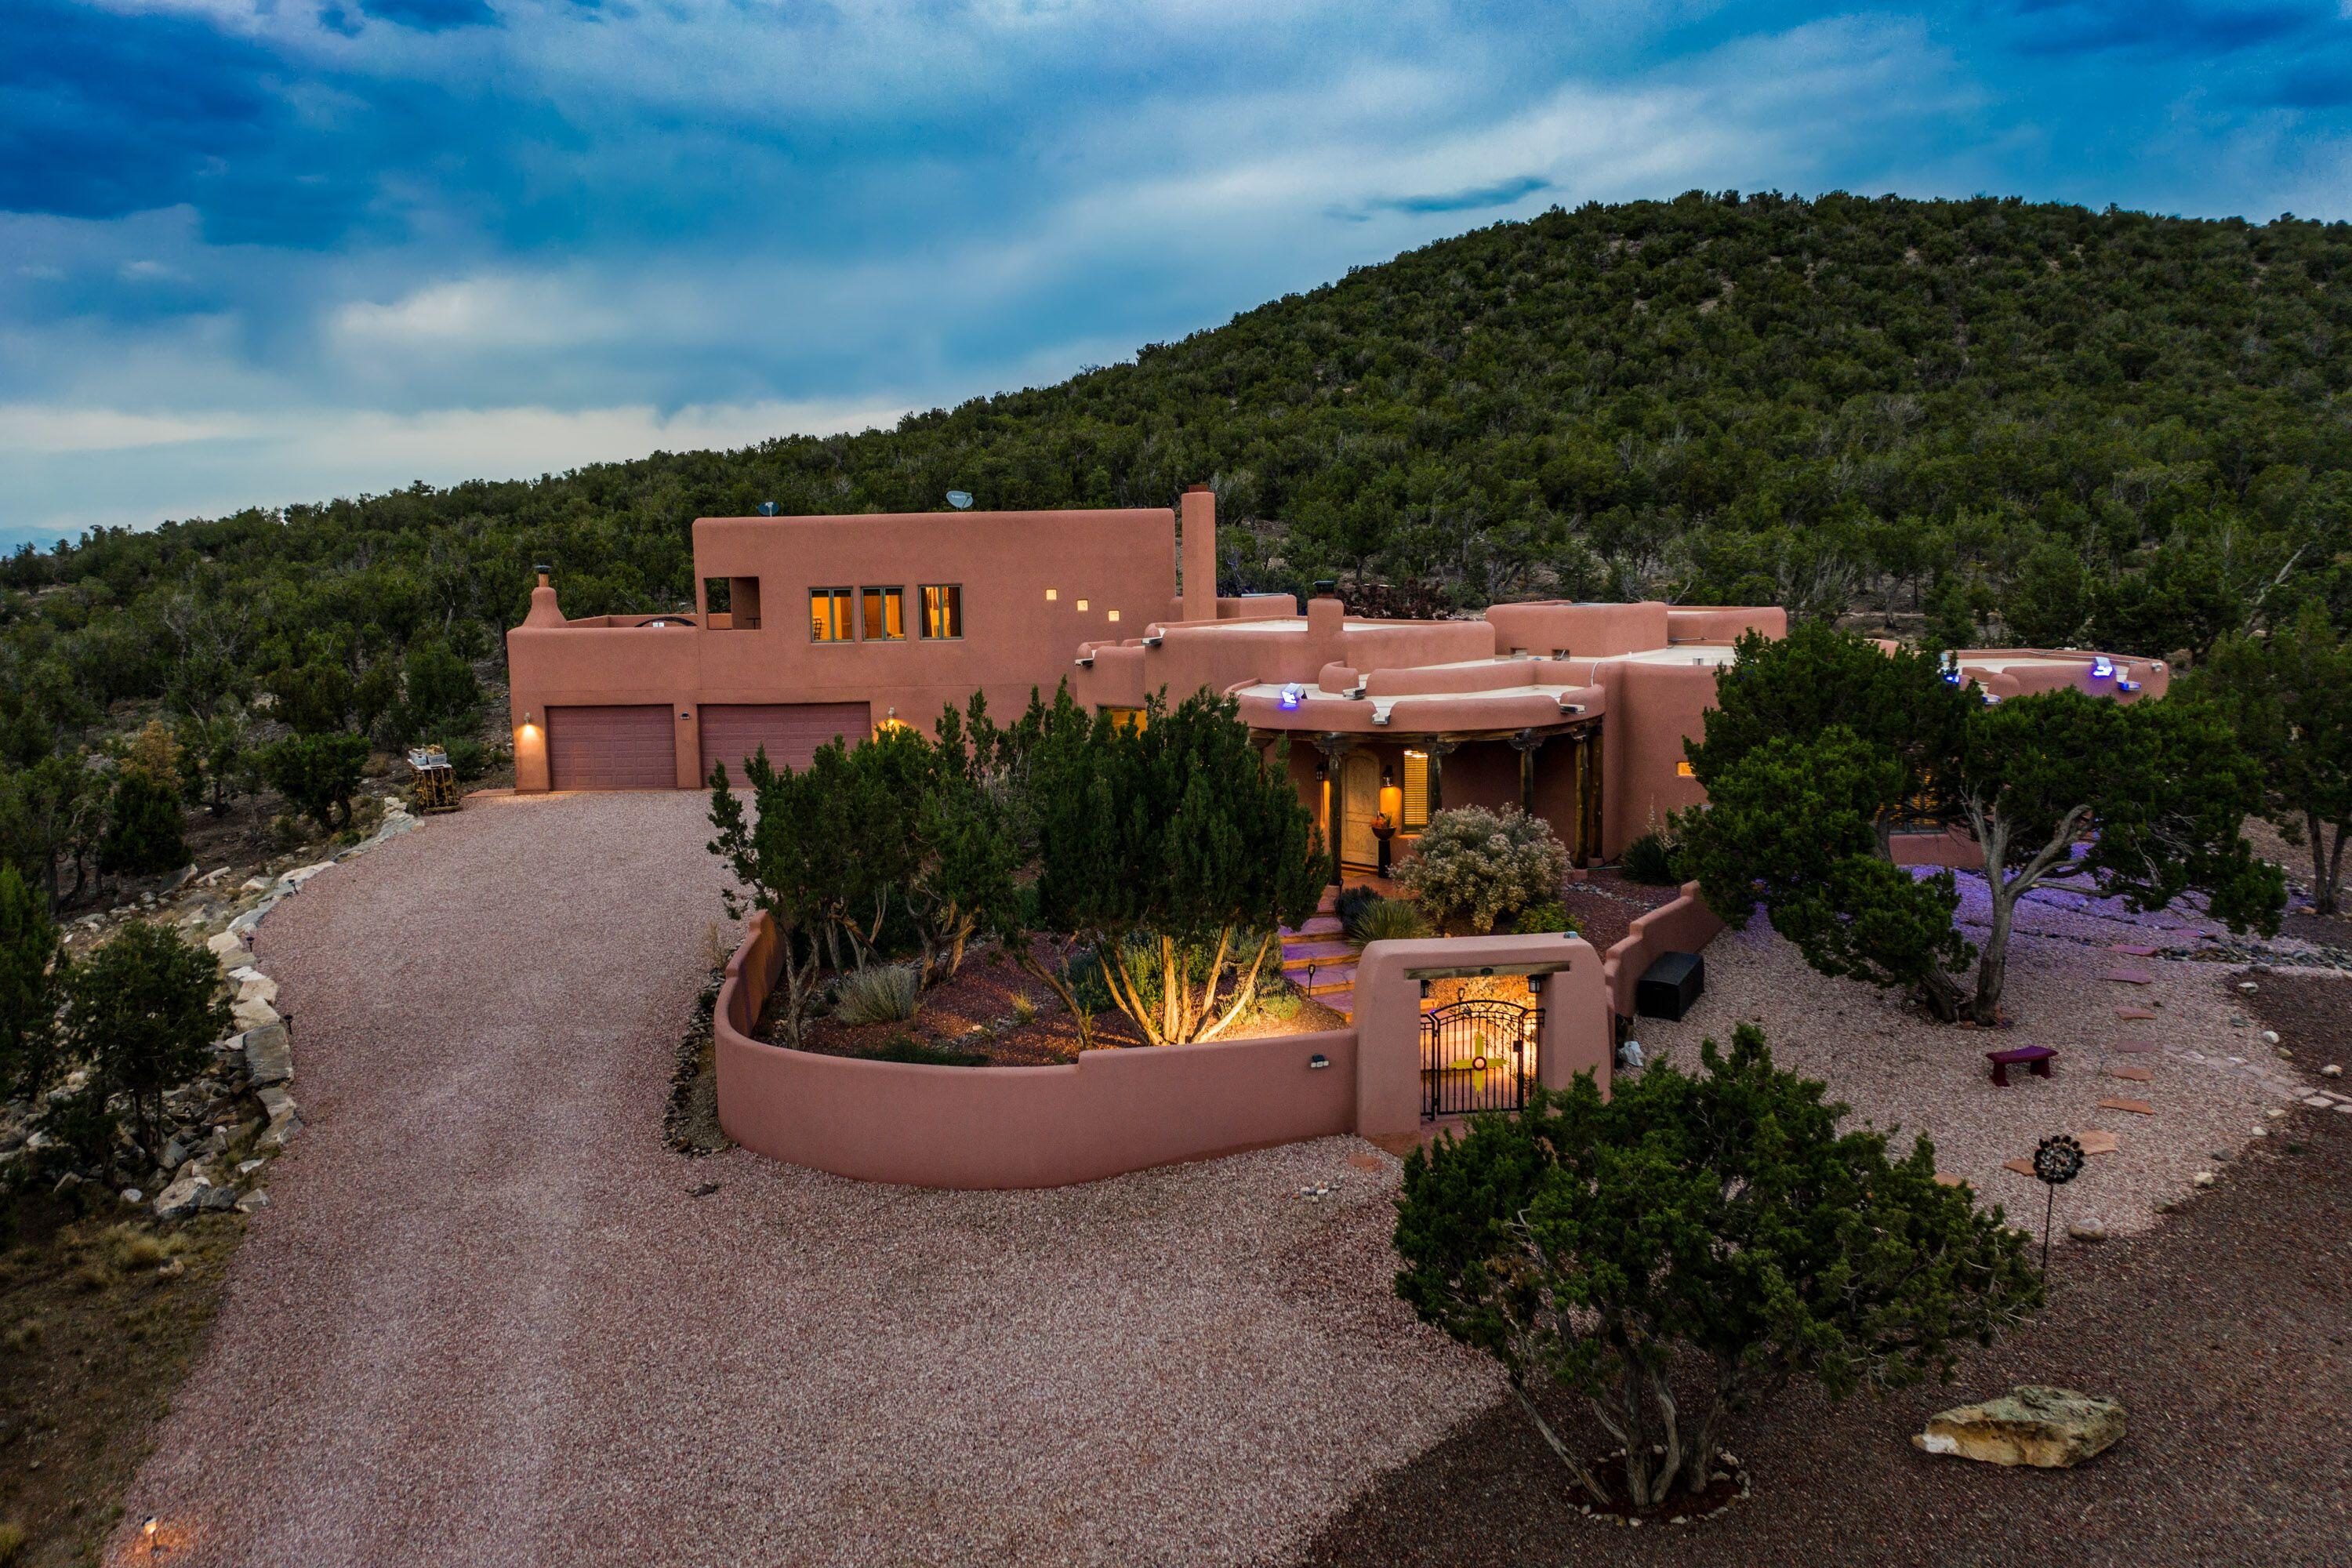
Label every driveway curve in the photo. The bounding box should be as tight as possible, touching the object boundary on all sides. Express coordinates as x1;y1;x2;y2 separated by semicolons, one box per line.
120;791;1489;1567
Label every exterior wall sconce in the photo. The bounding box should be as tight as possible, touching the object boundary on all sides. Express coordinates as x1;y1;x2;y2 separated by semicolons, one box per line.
1308;1053;1330;1070
522;710;535;726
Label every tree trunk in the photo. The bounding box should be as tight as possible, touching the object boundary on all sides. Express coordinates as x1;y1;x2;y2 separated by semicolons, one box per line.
2310;808;2345;917
1010;944;1095;1051
1969;876;2016;1025
1915;966;1966;1022
1507;1380;1611;1507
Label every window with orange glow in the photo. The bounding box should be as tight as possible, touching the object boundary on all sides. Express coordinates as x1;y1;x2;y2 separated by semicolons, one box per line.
1676;760;1696;778
920;583;963;639
809;587;852;641
1401;750;1430;828
861;586;905;641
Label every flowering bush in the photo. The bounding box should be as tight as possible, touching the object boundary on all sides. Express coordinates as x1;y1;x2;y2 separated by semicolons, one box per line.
1396;806;1570;934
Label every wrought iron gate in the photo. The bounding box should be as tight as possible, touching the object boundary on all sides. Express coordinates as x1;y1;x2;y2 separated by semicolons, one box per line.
1420;998;1540;1120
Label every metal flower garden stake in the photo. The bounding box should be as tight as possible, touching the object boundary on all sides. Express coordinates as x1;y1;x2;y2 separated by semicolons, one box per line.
2031;1132;2086;1273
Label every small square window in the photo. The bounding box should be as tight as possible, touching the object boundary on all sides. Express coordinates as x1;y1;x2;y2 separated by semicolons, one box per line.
1076;598;1089;612
1105;609;1120;623
1045;588;1058;602
921;583;963;640
809;587;852;642
1675;760;1696;778
861;586;905;641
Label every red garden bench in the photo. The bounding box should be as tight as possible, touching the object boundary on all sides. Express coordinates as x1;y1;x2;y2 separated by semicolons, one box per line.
1985;1044;2056;1087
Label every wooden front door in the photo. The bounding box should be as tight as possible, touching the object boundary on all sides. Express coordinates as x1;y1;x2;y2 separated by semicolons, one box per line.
1341;752;1380;867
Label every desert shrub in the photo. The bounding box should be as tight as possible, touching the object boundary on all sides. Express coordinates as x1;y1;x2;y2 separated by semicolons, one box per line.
1010;993;1039;1025
1396;1024;2041;1512
1254;983;1303;1022
55;920;232;1166
1508;899;1579;935
1395;806;1569;933
99;768;187;876
1620;829;1684;886
1332;884;1383;931
833;963;921;1026
860;1034;988;1067
1062;931;1268;1024
262;731;370;829
441;736;495;780
1343;895;1432;945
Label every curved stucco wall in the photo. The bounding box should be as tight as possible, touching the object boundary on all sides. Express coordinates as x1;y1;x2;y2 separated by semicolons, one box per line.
713;916;1617;1189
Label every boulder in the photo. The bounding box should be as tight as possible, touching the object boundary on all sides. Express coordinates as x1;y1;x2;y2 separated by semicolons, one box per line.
241;1022;294;1087
198;1183;241;1212
154;1167;211;1221
231;996;281;1033
231;970;279;1007
1914;1386;2125;1468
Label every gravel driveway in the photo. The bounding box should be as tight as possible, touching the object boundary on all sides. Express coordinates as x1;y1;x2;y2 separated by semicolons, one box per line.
118;792;1490;1567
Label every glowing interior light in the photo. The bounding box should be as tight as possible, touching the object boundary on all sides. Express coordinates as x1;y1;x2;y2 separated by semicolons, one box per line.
1279;683;1306;710
2090;656;2114;678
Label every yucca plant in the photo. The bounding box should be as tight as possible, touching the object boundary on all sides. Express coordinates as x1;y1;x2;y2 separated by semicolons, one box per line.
833;963;922;1026
1343;895;1433;946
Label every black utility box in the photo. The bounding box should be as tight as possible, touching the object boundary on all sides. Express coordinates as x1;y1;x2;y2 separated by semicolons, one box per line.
1635;951;1704;1021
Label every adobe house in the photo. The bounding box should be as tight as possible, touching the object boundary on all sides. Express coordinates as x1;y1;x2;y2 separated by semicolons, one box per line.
507;487;2169;872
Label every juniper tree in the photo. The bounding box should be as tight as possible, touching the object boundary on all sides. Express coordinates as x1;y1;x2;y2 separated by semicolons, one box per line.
1394;1026;2040;1511
2201;603;2352;915
1678;622;2281;1022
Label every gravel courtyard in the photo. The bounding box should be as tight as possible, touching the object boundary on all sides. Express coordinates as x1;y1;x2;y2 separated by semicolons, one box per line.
116;792;1492;1568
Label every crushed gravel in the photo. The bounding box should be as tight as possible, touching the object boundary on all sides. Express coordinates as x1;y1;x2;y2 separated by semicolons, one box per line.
115;791;1493;1567
1628;877;2309;1243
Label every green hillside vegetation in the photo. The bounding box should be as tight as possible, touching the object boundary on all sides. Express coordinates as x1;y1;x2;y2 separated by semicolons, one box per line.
5;190;2350;908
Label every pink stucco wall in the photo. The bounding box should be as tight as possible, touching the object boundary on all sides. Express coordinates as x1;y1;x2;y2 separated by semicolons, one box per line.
713;916;1614;1189
509;506;1181;789
1599;883;1727;1018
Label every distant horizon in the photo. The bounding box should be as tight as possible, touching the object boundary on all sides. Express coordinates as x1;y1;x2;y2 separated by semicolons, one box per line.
9;0;2352;548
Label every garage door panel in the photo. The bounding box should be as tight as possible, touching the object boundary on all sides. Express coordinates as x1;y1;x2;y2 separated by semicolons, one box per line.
700;702;871;781
547;705;676;790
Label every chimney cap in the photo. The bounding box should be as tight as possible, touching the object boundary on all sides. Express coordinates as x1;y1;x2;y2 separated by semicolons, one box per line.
1185;484;1213;494
1312;579;1338;597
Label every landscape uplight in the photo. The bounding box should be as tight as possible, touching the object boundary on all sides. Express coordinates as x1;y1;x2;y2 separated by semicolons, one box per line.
1279;683;1305;710
2090;656;2114;679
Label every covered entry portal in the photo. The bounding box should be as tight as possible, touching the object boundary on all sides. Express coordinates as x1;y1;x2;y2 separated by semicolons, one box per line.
1308;718;1603;881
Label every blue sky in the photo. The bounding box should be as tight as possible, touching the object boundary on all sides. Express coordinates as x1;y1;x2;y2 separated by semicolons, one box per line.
5;0;2352;551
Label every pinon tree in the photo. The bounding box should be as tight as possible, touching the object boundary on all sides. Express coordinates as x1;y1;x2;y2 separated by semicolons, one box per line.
1678;622;2281;1023
1017;686;1326;1048
57;920;230;1166
1395;1026;2039;1511
2200;603;2352;916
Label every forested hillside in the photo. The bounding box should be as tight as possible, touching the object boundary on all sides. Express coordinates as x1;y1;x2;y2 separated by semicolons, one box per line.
5;190;2350;907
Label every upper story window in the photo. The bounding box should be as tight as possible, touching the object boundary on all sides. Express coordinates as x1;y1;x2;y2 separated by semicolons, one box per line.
810;587;852;642
862;586;906;641
921;584;963;640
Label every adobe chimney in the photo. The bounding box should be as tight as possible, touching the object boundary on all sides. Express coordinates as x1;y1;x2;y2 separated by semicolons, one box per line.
1180;485;1217;622
522;568;565;628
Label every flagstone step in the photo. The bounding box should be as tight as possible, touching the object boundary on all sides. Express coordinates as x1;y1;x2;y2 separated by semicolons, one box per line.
2115;1006;2157;1022
2097;1096;2155;1116
2106;1065;2154;1083
1281;914;1344;938
1281;940;1357;969
1301;964;1356;996
2100;967;2155;985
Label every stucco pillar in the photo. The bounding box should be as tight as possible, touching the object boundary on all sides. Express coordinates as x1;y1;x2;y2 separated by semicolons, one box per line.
1181;485;1218;622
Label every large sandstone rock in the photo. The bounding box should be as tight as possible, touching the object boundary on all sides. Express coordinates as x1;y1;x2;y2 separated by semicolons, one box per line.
241;1022;293;1087
1914;1385;2125;1468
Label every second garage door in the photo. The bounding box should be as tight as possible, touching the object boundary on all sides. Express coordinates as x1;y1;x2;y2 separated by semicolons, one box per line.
699;702;873;782
546;705;677;789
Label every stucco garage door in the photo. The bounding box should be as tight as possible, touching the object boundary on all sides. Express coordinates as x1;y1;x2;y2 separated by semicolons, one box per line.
546;705;677;789
699;702;872;782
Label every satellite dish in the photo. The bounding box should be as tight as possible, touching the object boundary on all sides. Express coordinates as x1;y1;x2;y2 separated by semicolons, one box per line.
946;490;973;510
757;502;778;517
